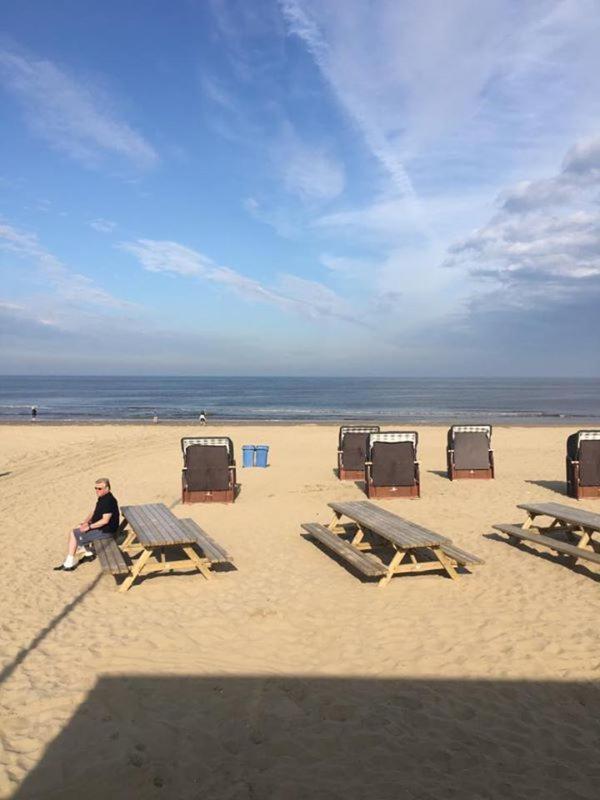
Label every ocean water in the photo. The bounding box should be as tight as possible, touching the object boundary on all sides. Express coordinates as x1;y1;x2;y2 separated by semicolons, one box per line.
0;376;599;422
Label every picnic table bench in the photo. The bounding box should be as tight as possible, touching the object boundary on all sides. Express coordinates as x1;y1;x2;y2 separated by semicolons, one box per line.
302;500;483;586
118;503;233;592
95;537;129;576
493;501;600;570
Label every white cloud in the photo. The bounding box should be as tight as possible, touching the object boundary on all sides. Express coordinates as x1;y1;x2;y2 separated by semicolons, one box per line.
280;0;600;202
443;135;600;306
0;47;158;168
500;135;600;212
276;132;345;201
320;253;375;277
89;218;117;233
315;194;420;241
0;220;132;310
121;237;362;325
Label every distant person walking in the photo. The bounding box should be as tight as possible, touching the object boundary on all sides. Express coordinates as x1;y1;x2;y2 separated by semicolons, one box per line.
199;410;207;425
31;405;37;421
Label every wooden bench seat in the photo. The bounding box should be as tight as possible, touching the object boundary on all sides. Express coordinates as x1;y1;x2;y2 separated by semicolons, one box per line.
178;518;233;564
439;541;485;566
302;522;388;577
493;523;600;566
95;537;129;575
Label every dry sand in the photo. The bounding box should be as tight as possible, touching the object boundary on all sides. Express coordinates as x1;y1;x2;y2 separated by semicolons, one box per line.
0;424;599;799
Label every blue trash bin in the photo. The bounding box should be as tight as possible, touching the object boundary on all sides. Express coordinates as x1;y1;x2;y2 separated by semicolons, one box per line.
242;445;255;468
255;445;269;468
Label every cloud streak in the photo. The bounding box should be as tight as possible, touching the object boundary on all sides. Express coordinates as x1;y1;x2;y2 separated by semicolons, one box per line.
0;220;132;310
0;46;158;168
121;238;363;326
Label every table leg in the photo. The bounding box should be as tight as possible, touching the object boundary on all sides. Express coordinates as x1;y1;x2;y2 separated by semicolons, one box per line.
182;545;212;580
119;547;153;593
522;513;535;531
433;548;459;581
378;549;406;587
327;511;344;533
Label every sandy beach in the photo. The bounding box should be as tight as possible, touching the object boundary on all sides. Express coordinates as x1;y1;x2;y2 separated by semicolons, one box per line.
1;423;599;799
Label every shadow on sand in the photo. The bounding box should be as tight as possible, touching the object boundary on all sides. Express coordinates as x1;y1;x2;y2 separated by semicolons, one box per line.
11;674;599;799
427;469;449;479
484;532;600;583
525;479;568;496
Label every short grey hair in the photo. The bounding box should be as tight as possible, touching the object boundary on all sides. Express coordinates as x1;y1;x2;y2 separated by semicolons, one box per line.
95;477;111;490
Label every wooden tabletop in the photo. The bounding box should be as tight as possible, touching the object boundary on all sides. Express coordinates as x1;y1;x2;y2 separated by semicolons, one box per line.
517;502;600;530
121;503;199;547
328;500;450;549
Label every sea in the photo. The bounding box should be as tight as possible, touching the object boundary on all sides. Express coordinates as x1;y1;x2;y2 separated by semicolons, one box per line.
0;376;599;424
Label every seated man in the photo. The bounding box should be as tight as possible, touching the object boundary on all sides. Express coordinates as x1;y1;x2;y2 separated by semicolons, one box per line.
54;477;120;572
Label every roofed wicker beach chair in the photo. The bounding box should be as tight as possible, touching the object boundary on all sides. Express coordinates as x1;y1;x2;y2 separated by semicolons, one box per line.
566;430;600;499
446;425;494;480
337;425;380;480
181;437;237;503
365;431;420;498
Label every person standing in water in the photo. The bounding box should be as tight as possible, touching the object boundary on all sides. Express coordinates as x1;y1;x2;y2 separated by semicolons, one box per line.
31;406;37;421
199;410;207;425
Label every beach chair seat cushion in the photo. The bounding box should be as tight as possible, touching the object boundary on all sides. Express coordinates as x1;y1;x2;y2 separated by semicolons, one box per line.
577;440;600;486
371;441;416;486
341;432;371;472
453;432;491;471
184;445;231;491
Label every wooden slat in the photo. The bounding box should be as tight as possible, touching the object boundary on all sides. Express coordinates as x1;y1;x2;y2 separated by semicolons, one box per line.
302;522;388;577
121;503;198;546
493;523;600;565
516;502;600;530
95;538;129;575
178;519;233;564
328;501;450;548
439;542;484;566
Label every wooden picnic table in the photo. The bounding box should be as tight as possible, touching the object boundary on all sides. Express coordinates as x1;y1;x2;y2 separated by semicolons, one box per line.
119;503;232;592
493;501;600;570
302;500;483;586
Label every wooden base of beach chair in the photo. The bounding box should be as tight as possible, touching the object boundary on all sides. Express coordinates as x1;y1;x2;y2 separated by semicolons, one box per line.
570;485;600;500
182;488;235;504
449;468;494;480
366;483;420;499
338;468;364;480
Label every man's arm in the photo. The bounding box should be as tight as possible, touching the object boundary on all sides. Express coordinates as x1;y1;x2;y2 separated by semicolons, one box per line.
80;513;111;532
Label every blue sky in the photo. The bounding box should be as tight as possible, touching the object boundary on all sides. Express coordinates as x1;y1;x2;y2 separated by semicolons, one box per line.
1;0;599;376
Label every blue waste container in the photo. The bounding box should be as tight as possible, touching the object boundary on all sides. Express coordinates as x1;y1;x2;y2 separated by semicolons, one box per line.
242;445;255;468
255;445;269;468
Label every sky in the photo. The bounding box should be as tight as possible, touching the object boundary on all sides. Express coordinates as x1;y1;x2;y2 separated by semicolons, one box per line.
0;0;599;377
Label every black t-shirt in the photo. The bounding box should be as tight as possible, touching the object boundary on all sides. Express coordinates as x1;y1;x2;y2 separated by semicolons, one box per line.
91;492;119;533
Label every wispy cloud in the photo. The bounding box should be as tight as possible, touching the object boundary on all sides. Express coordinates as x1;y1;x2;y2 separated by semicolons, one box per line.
121;238;362;325
0;46;158;168
89;218;117;233
0;220;132;310
280;0;600;202
275;126;345;202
